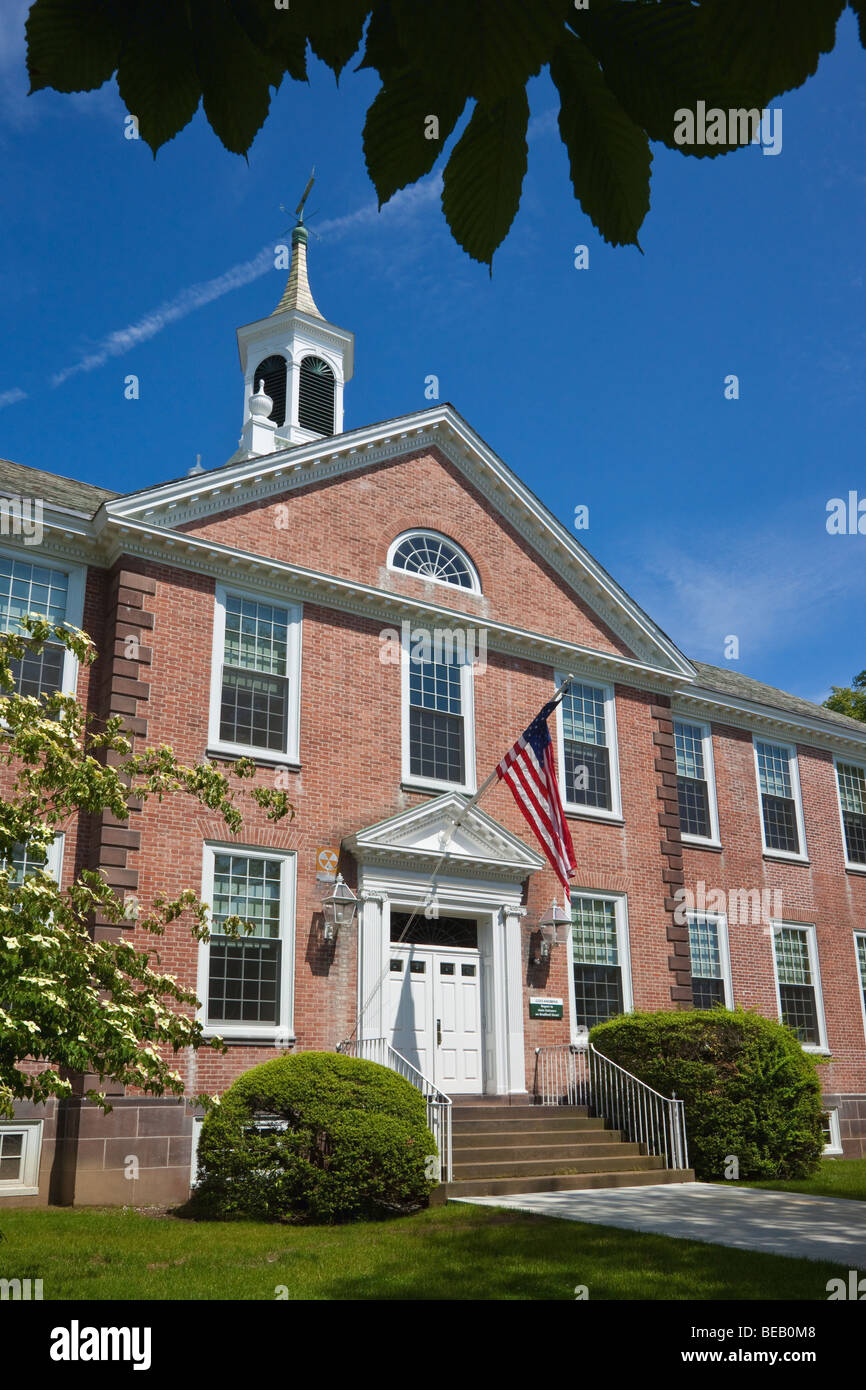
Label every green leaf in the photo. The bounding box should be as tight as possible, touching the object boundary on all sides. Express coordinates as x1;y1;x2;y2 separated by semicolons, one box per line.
697;0;846;105
441;89;529;267
304;0;371;79
851;0;866;48
191;0;281;157
26;0;122;94
550;33;651;248
231;0;308;82
363;70;468;207
116;5;202;155
573;0;763;155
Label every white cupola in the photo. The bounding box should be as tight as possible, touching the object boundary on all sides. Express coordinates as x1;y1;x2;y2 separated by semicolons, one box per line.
234;216;354;459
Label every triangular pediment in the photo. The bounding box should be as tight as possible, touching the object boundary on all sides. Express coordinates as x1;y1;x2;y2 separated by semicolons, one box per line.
345;793;546;880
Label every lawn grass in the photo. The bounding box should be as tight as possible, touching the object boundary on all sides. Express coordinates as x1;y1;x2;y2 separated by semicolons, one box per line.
0;1202;855;1300
739;1157;866;1203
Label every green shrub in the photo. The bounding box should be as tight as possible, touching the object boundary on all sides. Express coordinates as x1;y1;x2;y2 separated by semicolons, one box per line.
191;1051;437;1223
591;1009;825;1181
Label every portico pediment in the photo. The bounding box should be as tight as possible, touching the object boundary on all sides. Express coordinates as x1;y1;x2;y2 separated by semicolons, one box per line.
344;793;545;881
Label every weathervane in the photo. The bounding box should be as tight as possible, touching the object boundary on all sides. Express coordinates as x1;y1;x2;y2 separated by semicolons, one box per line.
280;167;319;236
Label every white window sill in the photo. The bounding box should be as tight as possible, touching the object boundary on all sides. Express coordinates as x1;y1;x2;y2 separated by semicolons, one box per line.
845;862;866;875
762;851;810;866
401;778;477;797
563;807;624;826
0;1185;39;1198
206;746;300;771
203;1030;295;1046
802;1045;831;1056
823;1145;845;1157
681;836;723;851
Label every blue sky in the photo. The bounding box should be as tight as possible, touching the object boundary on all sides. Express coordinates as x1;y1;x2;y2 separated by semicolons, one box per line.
1;3;864;706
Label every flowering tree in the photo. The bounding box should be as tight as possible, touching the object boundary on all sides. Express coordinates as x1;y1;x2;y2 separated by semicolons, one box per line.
0;617;292;1117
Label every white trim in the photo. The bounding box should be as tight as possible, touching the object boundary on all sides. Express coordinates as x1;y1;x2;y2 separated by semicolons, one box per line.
556;672;622;821
0;543;85;699
822;1108;843;1157
567;889;632;1040
834;755;866;873
387;529;481;595
207;581;302;764
769;920;828;1054
0;1120;43;1196
686;910;733;1009
854;930;866;1045
673;716;721;848
752;736;808;863
190;1115;204;1188
198;842;297;1044
400;627;476;795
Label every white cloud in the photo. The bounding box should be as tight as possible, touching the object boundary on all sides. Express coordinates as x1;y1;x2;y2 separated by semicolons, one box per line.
0;387;27;410
50;177;443;388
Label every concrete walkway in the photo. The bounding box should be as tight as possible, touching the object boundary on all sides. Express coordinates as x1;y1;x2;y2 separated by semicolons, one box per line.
454;1183;866;1267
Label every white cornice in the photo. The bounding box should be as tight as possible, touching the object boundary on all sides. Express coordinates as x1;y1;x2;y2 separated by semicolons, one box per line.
672;689;866;756
101;405;694;679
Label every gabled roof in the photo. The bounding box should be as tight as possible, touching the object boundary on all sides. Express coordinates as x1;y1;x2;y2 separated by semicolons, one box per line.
688;661;866;736
0;457;117;515
344;792;546;880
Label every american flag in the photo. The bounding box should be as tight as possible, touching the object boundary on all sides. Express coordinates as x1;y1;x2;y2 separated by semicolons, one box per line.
497;698;576;893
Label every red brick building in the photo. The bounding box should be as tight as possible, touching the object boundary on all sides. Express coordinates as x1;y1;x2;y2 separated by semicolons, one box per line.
3;225;866;1205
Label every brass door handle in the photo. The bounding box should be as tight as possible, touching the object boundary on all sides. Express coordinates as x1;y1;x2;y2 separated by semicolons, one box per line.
436;1019;442;1046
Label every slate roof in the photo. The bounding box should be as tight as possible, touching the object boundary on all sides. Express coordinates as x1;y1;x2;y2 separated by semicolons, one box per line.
0;458;117;515
690;661;866;735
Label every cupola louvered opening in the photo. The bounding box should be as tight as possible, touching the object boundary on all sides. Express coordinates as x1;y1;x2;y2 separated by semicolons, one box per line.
298;355;335;435
253;355;287;427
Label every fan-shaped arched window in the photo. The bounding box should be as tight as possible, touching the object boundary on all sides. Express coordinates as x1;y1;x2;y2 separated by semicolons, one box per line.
298;355;335;435
388;531;480;593
253;355;287;428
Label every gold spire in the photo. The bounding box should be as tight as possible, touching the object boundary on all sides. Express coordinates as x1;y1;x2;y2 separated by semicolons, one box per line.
273;223;323;319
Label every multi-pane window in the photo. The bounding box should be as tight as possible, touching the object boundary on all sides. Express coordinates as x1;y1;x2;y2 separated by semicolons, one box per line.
772;925;822;1046
755;741;802;855
856;933;866;1023
561;682;615;812
674;721;713;839
687;914;729;1009
408;656;466;785
218;595;291;753
571;896;626;1029
0;557;69;697
389;532;479;592
837;762;866;866
0;1129;25;1182
206;853;283;1027
0;1123;42;1193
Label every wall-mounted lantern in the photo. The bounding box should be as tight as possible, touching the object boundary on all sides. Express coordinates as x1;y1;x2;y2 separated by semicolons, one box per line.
321;873;358;942
533;899;571;964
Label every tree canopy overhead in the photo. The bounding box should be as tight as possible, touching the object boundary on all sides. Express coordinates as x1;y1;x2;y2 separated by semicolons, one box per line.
24;0;865;264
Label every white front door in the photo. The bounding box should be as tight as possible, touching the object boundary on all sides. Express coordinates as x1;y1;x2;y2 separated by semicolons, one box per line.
387;940;483;1094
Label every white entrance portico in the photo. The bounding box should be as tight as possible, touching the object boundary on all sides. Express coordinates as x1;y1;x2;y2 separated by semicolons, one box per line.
344;794;545;1096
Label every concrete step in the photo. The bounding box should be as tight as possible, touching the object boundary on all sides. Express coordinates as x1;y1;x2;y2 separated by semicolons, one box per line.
452;1126;619;1149
453;1141;641;1167
451;1104;587;1122
452;1115;605;1136
431;1168;695;1202
450;1153;664;1181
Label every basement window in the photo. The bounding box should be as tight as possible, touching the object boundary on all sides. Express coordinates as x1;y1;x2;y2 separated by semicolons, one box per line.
0;1122;43;1196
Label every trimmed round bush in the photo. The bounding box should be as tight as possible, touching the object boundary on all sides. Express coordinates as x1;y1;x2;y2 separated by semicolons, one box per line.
191;1051;437;1222
591;1009;825;1181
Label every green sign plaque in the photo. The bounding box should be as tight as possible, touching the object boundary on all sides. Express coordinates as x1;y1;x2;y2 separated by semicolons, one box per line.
529;996;564;1020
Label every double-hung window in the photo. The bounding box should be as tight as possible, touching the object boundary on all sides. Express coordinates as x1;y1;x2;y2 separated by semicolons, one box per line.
199;846;296;1042
402;630;475;792
771;923;826;1049
570;893;631;1031
754;739;806;858
557;676;621;818
0;552;84;698
836;760;866;868
856;932;866;1038
0;1122;43;1196
674;720;719;843
687;912;732;1009
208;585;301;762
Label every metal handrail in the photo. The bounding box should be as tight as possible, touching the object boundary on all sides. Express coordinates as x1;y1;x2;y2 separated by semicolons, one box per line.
337;1036;453;1182
534;1041;688;1171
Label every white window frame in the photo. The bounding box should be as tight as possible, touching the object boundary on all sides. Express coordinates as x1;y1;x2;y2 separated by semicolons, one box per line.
387;530;481;595
834;756;866;874
400;627;476;794
556;673;622;821
0;1120;43;1197
567;889;632;1042
855;930;866;1044
673;717;721;847
0;545;85;699
822;1108;843;1156
207;582;302;765
753;737;808;862
686;910;733;1009
769;920;828;1053
197;843;297;1044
